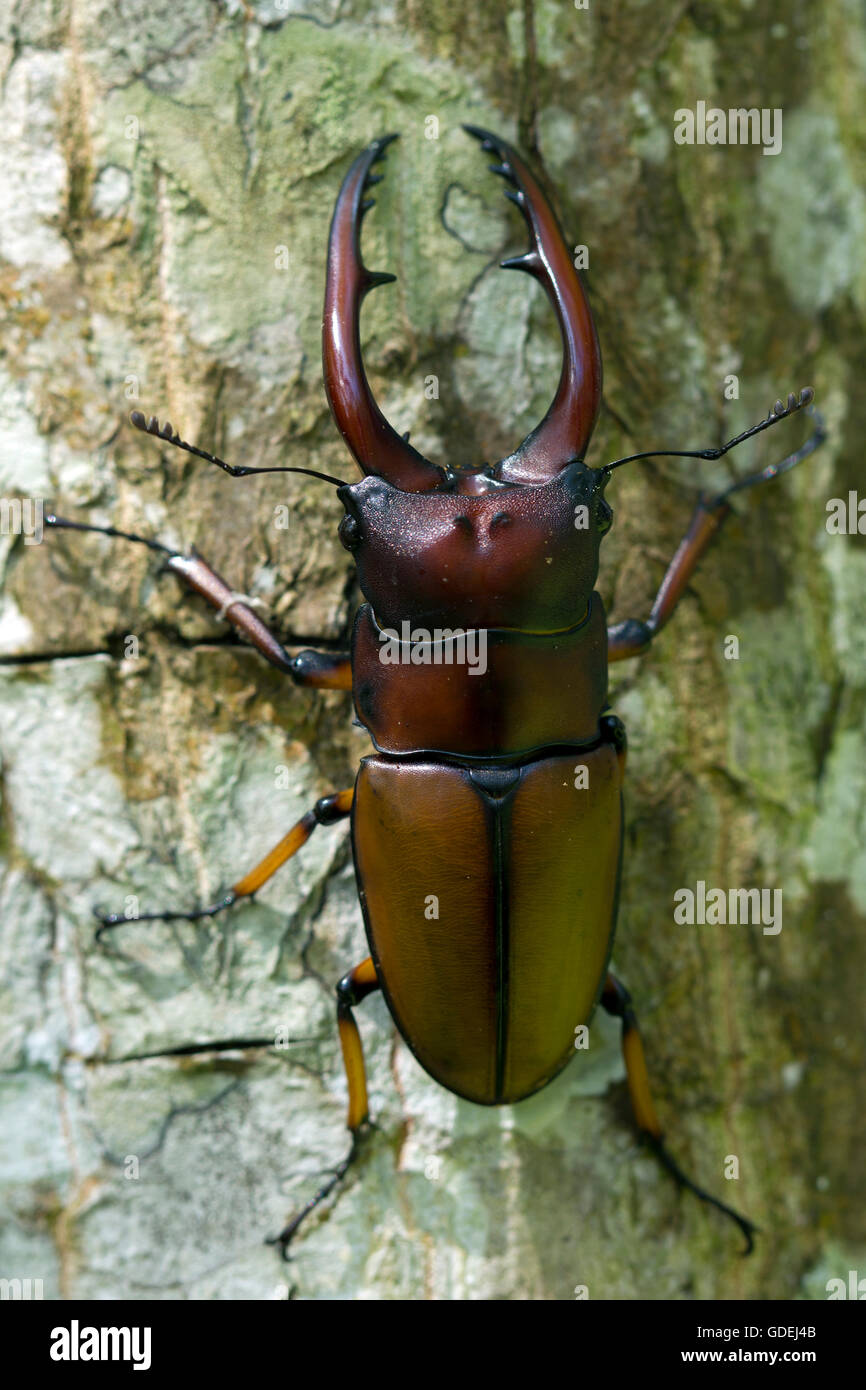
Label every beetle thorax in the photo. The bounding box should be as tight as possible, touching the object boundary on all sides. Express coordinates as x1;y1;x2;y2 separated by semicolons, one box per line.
338;461;611;632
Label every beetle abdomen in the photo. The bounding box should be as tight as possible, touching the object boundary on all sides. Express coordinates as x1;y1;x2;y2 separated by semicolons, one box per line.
351;739;623;1105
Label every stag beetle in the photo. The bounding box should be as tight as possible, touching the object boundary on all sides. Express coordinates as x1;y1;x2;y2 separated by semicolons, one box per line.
47;126;825;1259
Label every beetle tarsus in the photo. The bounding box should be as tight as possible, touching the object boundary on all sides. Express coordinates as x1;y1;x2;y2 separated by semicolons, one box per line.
268;957;380;1256
643;1133;759;1257
93;892;237;940
44;512;172;555
713;402;826;504
267;1125;371;1260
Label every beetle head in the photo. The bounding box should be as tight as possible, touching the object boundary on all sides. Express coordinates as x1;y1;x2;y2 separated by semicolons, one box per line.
338;460;611;631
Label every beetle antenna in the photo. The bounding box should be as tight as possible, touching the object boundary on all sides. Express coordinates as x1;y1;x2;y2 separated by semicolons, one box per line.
602;388;824;489
129;411;348;487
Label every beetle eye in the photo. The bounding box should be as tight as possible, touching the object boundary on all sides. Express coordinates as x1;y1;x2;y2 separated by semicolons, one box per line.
339;513;361;551
597;500;613;534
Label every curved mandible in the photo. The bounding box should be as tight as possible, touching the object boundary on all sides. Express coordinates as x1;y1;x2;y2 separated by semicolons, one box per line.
463;126;602;485
322;134;443;492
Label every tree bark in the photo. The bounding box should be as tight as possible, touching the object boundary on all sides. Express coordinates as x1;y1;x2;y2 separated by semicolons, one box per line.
0;0;864;1299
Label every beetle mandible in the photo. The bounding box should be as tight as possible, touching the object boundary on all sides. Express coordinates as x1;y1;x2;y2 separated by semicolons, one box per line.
47;126;825;1258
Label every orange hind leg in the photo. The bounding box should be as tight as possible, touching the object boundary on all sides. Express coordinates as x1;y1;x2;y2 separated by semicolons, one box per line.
601;972;757;1254
268;956;379;1258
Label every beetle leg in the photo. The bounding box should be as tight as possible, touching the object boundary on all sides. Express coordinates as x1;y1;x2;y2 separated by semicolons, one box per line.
606;396;826;662
606;496;732;661
164;547;351;685
94;788;354;937
45;513;351;686
601;972;758;1255
606;397;828;661
268;956;379;1257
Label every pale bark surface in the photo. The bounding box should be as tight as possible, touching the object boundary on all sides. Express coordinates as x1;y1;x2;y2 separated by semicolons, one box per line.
1;0;864;1299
